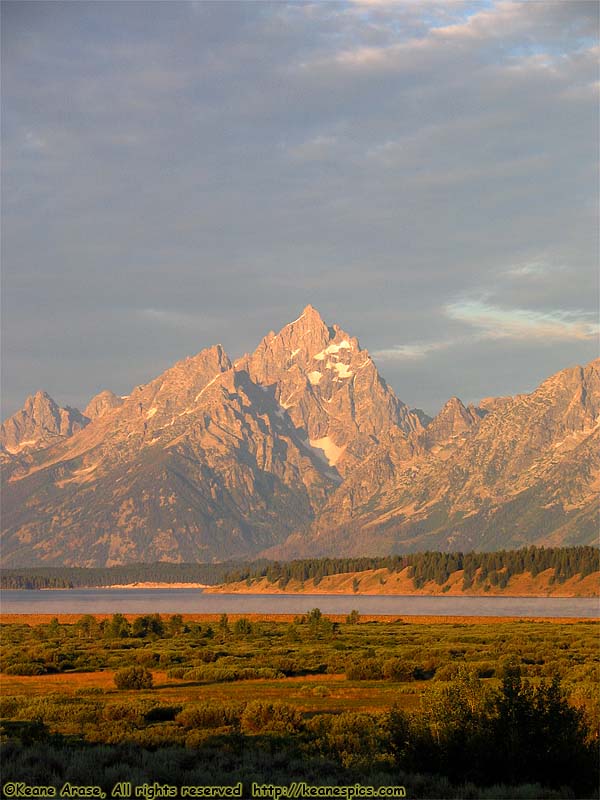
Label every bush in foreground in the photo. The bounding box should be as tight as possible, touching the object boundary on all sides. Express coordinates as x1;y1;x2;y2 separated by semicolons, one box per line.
114;666;153;690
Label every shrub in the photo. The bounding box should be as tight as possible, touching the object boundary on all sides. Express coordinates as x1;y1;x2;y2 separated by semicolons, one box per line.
346;657;383;681
240;701;303;734
102;702;146;723
474;662;496;679
105;613;131;639
300;685;331;697
197;650;219;664
132;614;164;639
157;652;183;667
312;711;390;769
167;614;185;636
4;662;46;676
0;696;23;716
233;618;253;635
114;666;153;690
166;667;187;679
434;663;462;681
382;658;419;682
176;666;282;683
176;702;243;730
137;651;161;667
268;656;303;676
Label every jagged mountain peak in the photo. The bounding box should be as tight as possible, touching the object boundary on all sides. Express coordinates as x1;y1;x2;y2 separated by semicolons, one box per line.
422;396;485;447
443;396;464;408
431;396;469;420
292;303;329;329
537;358;600;411
237;307;423;473
1;390;89;455
244;306;369;376
84;390;124;421
298;303;325;322
2;313;598;566
482;358;600;438
166;343;230;375
23;389;56;411
107;343;233;430
244;306;363;373
30;388;51;400
245;307;330;375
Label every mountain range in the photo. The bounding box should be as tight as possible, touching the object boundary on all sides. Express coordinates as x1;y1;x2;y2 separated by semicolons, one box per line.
1;305;598;567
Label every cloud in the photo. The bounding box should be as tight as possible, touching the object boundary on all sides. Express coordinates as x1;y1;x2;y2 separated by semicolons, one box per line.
446;300;599;342
304;1;587;76
503;259;555;278
373;290;598;366
372;340;452;361
1;0;597;417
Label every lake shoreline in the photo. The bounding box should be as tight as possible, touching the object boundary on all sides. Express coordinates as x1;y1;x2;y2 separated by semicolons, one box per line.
6;586;597;598
1;612;595;626
203;566;600;598
4;567;598;597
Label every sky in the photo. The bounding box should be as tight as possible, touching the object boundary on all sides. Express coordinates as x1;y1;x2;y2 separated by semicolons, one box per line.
2;0;598;418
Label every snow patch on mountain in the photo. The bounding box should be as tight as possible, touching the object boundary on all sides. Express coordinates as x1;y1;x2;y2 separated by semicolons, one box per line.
325;340;351;354
334;363;353;379
309;435;346;466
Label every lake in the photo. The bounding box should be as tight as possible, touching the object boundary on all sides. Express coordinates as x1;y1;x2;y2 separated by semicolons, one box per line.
0;589;598;617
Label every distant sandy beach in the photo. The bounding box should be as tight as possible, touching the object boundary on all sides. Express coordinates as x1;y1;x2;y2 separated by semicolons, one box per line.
31;582;209;590
97;582;209;590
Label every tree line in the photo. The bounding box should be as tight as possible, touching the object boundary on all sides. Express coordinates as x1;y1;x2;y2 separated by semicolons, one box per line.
223;545;599;589
0;560;264;590
1;546;597;590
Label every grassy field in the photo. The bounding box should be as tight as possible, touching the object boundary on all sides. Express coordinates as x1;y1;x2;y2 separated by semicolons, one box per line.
1;614;597;719
1;613;598;799
0;670;425;718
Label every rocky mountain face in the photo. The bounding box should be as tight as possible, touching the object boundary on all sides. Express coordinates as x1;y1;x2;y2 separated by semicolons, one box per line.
278;359;600;558
1;307;598;566
0;391;89;455
420;397;485;448
84;390;124;420
238;305;424;475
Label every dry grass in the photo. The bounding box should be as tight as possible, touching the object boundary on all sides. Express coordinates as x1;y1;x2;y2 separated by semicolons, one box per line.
0;669;420;714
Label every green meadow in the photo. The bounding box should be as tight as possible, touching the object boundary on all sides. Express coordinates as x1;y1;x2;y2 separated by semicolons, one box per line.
1;613;598;799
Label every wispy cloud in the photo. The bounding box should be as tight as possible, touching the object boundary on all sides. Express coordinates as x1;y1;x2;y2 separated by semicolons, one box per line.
446;300;599;342
503;259;553;278
373;295;599;363
372;340;452;361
